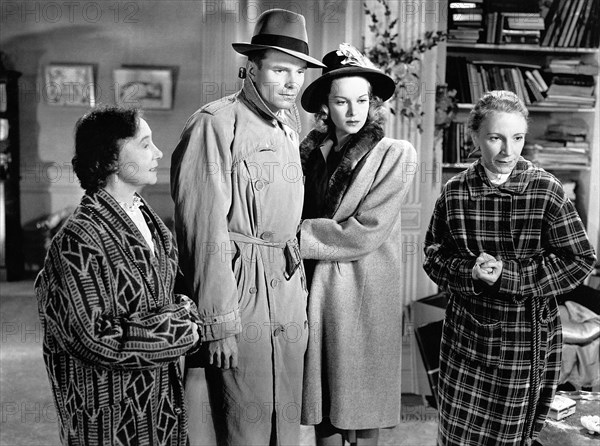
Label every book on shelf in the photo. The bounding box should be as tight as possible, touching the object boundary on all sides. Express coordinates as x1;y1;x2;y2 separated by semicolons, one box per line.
545;118;589;140
544;73;596;106
542;0;600;47
482;11;545;44
523;139;590;168
443;122;478;164
485;0;538;12
506;16;545;30
449;1;483;8
448;0;484;42
446;58;552;105
548;60;599;76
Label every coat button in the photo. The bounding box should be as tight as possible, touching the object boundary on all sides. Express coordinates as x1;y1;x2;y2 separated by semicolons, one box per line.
274;325;285;337
249;287;257;294
270;278;280;288
255;180;265;191
261;231;273;241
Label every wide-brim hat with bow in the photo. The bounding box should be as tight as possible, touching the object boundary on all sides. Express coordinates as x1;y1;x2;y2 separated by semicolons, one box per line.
232;9;325;68
301;43;396;113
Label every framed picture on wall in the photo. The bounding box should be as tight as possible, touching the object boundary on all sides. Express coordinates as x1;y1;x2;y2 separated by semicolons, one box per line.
113;66;176;110
44;63;96;107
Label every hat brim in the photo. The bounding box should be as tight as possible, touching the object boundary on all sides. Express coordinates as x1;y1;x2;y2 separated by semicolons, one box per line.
232;43;326;68
301;67;396;113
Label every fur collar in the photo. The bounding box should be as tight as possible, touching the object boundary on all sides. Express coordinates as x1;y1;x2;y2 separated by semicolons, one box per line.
300;122;384;218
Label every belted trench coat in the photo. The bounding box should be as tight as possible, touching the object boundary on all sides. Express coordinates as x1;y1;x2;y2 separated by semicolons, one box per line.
171;79;308;445
35;189;199;446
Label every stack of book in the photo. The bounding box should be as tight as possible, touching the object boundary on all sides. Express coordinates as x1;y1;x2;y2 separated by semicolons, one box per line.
523;140;590;168
544;74;596;107
548;59;599;76
442;121;478;164
523;119;590;169
448;1;484;43
485;12;545;44
541;0;600;48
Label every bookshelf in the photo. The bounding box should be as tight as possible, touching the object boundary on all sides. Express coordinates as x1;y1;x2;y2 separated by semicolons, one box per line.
443;19;600;254
448;43;598;54
0;69;24;281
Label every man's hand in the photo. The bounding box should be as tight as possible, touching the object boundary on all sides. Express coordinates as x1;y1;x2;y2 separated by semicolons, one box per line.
472;252;503;286
207;336;238;369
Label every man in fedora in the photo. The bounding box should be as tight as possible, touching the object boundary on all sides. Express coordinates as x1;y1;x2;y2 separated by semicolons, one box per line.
171;8;324;446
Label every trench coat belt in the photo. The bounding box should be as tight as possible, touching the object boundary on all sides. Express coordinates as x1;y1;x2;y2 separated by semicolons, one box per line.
228;231;301;280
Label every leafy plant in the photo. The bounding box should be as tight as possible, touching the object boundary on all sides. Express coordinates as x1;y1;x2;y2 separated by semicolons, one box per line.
363;0;447;132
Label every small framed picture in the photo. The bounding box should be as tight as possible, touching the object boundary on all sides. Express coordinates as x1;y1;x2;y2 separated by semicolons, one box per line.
44;63;96;107
113;66;176;110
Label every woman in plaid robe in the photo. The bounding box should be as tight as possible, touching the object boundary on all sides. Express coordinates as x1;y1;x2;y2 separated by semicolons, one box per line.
423;91;596;446
36;107;201;445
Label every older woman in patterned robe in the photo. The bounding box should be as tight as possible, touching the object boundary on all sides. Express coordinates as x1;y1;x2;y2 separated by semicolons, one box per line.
35;106;201;446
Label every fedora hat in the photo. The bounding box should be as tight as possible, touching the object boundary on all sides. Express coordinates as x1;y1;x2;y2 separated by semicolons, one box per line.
301;43;396;113
232;9;325;68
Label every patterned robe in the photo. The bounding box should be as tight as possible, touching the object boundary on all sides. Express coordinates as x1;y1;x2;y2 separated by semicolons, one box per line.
35;189;199;446
423;158;596;446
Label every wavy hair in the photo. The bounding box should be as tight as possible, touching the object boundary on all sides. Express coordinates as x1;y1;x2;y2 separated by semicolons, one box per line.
72;105;141;193
468;90;529;134
313;77;386;134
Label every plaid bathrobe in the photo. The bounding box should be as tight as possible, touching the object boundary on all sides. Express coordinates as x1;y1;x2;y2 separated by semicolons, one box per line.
423;158;596;446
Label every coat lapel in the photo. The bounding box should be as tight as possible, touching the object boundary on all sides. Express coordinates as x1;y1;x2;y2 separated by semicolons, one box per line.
300;123;384;218
82;190;173;306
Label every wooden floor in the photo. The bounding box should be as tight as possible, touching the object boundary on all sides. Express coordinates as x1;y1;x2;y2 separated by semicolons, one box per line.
0;280;439;445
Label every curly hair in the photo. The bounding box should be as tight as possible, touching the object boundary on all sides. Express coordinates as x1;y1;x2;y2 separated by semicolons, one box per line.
468;90;529;134
72;106;141;193
312;77;386;134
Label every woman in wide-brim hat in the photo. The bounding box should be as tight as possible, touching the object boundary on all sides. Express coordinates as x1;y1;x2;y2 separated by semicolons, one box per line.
297;43;417;446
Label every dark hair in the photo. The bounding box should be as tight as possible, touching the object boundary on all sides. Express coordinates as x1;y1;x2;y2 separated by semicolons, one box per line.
246;49;269;69
313;77;386;133
468;90;529;133
72;105;141;193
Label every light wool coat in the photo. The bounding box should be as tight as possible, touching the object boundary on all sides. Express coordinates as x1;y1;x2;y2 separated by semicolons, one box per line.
171;80;308;445
299;124;417;429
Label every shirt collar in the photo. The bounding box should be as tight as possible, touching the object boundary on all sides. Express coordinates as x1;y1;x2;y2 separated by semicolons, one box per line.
467;157;536;197
240;79;301;134
482;165;510;186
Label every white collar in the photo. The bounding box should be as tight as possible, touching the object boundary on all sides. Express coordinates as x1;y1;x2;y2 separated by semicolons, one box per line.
483;165;510;186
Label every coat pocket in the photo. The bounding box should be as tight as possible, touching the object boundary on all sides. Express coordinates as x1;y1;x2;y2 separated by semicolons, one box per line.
449;308;502;368
71;397;139;446
231;241;255;312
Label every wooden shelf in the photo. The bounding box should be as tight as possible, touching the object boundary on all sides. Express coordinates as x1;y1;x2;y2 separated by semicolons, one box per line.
456;103;596;113
441;163;472;169
447;43;599;54
441;163;590;172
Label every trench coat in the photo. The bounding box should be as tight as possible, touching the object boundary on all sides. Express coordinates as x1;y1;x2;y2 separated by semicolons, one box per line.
423;158;596;446
298;123;417;429
170;79;308;445
35;189;199;446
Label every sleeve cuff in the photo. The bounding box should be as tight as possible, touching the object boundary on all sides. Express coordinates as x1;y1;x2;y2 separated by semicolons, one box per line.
200;310;241;341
